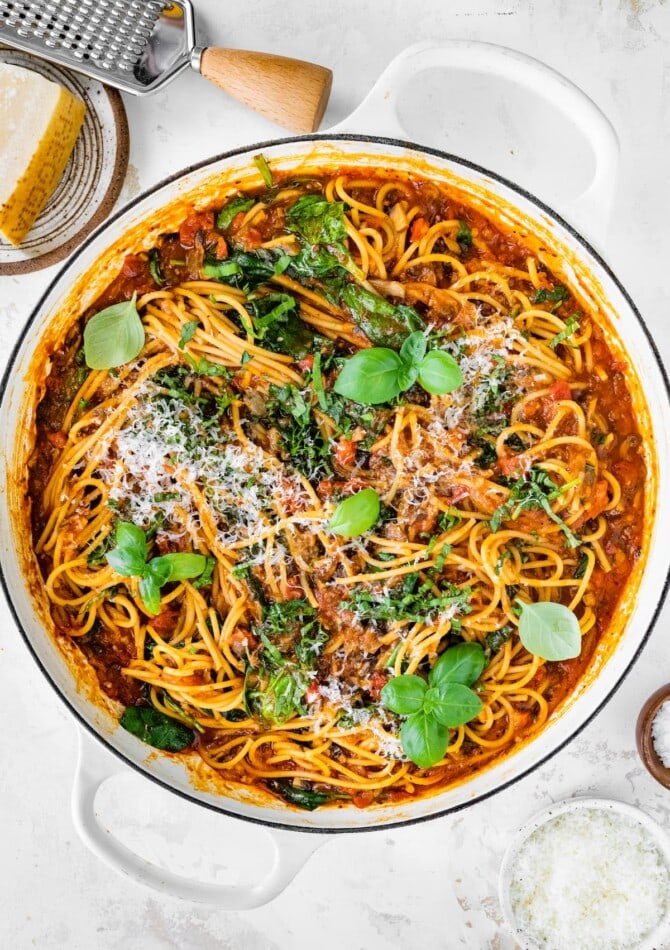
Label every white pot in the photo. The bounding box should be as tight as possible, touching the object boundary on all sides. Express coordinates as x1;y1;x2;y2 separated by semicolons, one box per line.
1;41;669;906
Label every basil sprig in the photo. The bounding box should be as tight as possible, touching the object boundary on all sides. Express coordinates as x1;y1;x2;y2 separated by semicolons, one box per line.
516;599;582;661
381;643;486;768
84;292;145;370
106;521;209;615
334;331;462;405
327;488;380;537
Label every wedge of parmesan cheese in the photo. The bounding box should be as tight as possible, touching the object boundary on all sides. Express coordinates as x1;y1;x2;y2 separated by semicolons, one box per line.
0;63;86;245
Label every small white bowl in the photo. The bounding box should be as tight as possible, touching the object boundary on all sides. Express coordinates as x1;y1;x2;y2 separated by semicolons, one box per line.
499;797;670;950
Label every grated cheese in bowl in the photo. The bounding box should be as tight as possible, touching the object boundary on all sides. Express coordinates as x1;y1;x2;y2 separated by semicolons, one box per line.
499;798;670;950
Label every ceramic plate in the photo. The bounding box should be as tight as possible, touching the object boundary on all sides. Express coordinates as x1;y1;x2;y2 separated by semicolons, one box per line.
0;45;129;275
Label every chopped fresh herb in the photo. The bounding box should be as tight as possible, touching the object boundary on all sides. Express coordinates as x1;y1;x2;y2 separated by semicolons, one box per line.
485;624;514;655
574;551;589;579
456;220;473;248
245;599;328;726
178;320;198;350
532;284;570;308
347;572;472;625
184;353;232;377
254;153;273;188
148;248;165;286
549;313;580;350
489;467;580;548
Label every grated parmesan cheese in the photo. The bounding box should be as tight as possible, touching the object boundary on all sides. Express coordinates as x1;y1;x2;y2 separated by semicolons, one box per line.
507;806;670;950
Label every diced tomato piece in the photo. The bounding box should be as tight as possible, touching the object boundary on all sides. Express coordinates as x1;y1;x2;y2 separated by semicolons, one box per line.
46;430;68;449
230;211;247;231
548;380;572;401
121;253;146;278
240;227;263;249
498;454;530;477
149;607;181;635
573;479;610;529
368;671;389;701
334;437;357;468
179;210;215;249
208;233;228;259
316;479;335;500
296;355;315;372
410;217;430;242
352;790;375;809
229;627;259;657
305;679;321;704
284;574;305;600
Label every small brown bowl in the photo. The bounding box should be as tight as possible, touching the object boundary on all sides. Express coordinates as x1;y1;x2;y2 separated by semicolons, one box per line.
636;684;670;789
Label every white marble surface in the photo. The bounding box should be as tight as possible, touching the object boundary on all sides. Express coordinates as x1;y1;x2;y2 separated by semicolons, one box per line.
1;1;670;947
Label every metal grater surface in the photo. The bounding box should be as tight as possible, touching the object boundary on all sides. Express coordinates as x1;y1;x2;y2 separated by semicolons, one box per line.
0;0;194;92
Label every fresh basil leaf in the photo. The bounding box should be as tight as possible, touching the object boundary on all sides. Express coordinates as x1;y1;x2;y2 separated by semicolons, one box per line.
139;575;162;615
119;706;194;752
380;675;427;715
151;552;207;582
397;362;419;391
178;321;198;350
254;153;273;188
417;350;463;395
400;710;450;768
516;600;582;661
286;195;348;245
400;330;427;368
425;683;483;728
84;292;145;370
216;196;255;230
429;642;486;689
105;521;147;576
327;487;380;537
333;348;402;405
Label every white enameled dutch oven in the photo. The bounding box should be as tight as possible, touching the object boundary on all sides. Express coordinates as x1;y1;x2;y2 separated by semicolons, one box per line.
1;41;669;906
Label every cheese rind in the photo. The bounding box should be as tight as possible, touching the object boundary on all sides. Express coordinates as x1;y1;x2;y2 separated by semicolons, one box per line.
0;63;86;245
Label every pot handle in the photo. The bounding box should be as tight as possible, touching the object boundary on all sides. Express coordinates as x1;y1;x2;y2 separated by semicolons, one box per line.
71;729;323;906
329;40;619;243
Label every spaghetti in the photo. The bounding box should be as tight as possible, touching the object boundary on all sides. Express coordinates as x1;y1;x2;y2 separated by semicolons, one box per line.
29;164;647;810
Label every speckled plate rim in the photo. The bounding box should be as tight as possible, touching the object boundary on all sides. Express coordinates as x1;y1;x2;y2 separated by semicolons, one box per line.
0;45;129;276
498;796;670;950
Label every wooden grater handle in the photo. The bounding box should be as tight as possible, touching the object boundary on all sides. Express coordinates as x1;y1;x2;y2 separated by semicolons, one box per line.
198;48;332;133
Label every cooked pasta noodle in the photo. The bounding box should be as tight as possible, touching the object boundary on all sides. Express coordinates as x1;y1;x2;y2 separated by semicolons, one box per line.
29;165;646;810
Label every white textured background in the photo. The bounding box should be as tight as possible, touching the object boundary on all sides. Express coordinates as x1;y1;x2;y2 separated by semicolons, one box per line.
1;1;669;947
